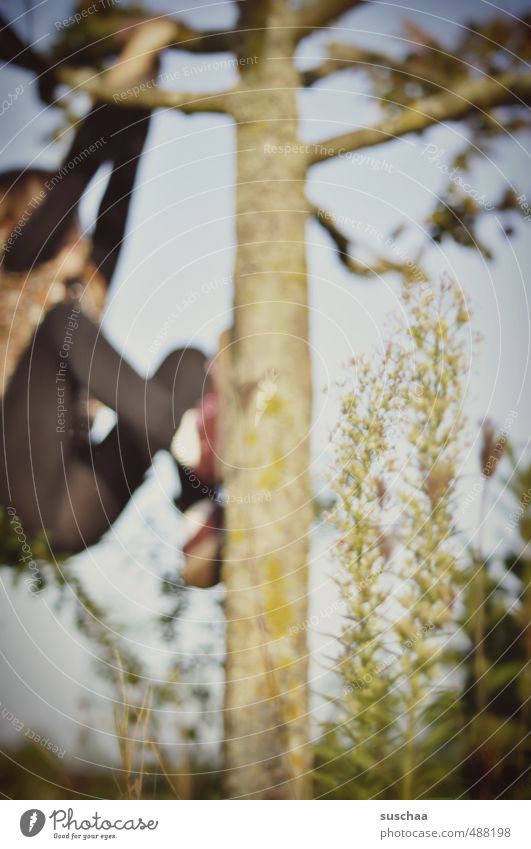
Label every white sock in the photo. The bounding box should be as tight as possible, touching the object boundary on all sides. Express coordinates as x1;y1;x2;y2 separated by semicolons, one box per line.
170;408;201;467
182;499;213;545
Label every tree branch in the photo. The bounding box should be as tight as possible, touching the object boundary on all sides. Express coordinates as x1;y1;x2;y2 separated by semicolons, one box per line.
56;65;236;113
303;43;398;86
309;71;531;164
311;205;427;280
293;0;365;42
169;23;236;55
302;41;453;88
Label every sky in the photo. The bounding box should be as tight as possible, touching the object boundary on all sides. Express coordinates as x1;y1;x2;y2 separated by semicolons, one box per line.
0;0;530;776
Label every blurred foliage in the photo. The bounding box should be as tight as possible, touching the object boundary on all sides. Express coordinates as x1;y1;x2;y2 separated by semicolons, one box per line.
315;413;531;798
315;275;471;799
455;452;531;798
0;507;55;568
314;15;531;263
367;16;531;107
394;18;531;256
0;740;224;799
0;546;223;799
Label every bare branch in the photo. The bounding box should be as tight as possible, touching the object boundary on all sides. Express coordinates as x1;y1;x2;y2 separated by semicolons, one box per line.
303;43;397;86
171;23;236;54
57;66;236;114
302;41;451;87
311;205;427;280
293;0;365;42
309;71;531;164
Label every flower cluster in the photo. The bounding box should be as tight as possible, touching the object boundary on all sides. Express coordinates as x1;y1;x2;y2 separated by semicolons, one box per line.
326;275;471;798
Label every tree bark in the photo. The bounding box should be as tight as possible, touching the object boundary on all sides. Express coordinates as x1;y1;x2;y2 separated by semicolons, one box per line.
222;5;313;799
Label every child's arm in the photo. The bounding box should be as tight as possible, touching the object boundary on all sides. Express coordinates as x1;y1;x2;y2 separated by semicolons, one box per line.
102;17;177;91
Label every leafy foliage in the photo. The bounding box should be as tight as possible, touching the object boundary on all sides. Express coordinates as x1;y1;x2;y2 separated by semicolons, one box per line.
318;383;530;798
455;452;531;799
317;275;471;798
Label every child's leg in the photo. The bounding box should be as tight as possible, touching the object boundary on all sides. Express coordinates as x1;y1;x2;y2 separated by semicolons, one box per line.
46;422;152;551
91;108;151;285
53;346;210;550
0;304;206;551
2;105;116;274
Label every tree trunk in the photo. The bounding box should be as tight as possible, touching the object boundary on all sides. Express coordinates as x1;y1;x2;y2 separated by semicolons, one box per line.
222;6;313;799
